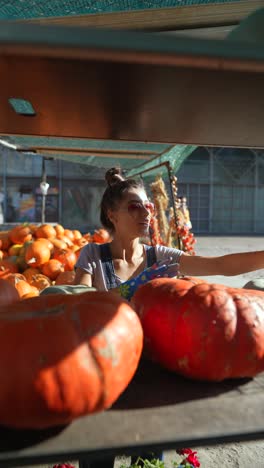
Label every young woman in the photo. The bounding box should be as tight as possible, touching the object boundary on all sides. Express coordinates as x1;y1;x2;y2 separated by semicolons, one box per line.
75;167;264;468
75;167;264;293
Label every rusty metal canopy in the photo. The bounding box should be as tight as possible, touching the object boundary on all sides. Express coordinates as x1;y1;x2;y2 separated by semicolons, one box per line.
1;8;264;176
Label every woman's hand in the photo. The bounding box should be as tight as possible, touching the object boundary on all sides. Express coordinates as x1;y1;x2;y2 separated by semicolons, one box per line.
118;259;179;301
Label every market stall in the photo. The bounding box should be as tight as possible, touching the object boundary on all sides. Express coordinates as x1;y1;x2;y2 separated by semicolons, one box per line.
1;2;264;466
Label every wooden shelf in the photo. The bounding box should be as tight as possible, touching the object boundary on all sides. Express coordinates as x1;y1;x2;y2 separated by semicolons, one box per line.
1;360;264;467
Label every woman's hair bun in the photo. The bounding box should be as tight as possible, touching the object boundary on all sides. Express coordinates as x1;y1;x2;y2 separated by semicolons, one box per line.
105;167;125;186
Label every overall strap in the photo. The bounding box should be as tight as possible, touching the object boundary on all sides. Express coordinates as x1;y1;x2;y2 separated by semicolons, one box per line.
145;245;157;268
99;243;118;290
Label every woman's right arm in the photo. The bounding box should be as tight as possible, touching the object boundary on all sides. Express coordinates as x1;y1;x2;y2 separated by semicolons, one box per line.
74;267;92;287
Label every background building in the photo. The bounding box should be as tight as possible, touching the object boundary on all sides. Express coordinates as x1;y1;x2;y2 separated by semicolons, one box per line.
1;146;264;234
176;147;264;234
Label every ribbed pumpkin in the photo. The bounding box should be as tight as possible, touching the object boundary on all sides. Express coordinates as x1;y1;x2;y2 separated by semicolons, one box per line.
74;238;88;249
35;224;56;239
5;273;27;287
72;229;82;241
55;271;75;285
12;278;38;299
0;259;19;279
0;291;143;429
0;279;20;306
17;240;33;271
9;225;32;245
41;259;64;280
30;274;51;291
0;232;11;251
56;235;74;248
54;224;64;237
22;290;40;299
53;249;76;271
49;238;68;251
35;237;54;252
92;229;110;244
8;243;23;257
133;277;264;381
63;229;75;241
25;240;51;267
23;267;40;282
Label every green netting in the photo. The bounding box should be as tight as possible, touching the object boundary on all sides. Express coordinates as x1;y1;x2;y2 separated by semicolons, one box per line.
23;152;150;170
1;1;242;20
20;144;195;175
126;144;196;177
3;136;171;155
1;136;195;175
2;136;174;170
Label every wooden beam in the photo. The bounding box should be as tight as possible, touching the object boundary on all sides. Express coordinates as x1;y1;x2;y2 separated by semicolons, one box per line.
20;1;264;31
33;149;149;160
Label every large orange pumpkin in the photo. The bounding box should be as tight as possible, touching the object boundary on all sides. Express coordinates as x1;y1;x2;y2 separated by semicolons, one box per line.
0;291;143;429
25;240;51;267
133;277;264;381
0;279;20;306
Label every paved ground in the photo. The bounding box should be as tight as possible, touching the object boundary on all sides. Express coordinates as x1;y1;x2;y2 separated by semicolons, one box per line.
13;236;264;467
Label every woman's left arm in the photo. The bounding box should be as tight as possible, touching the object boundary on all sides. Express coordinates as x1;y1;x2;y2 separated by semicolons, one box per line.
179;251;264;277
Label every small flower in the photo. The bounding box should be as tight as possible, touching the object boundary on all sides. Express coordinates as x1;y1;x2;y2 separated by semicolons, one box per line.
185;452;200;467
176;448;200;468
177;448;193;456
53;464;76;468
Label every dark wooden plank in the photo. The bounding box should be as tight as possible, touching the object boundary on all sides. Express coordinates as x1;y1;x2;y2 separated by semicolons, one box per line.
1;53;264;148
0;360;264;467
21;1;264;31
